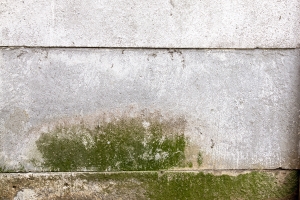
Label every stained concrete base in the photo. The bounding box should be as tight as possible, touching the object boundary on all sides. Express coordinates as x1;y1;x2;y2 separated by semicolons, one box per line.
0;170;298;200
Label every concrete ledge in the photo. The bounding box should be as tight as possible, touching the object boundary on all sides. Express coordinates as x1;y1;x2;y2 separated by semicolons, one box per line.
0;0;299;48
0;170;298;199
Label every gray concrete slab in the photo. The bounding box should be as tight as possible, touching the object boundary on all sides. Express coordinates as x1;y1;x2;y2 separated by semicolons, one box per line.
0;0;299;48
0;48;299;171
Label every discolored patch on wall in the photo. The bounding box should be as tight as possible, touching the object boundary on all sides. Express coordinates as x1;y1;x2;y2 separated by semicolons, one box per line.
13;189;37;200
32;113;202;172
4;108;29;133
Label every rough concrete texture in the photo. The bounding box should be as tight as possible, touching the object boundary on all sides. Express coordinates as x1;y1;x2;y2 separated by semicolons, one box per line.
0;0;299;48
0;170;298;200
0;48;299;171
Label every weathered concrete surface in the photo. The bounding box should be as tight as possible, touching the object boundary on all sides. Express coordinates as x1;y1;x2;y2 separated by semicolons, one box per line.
0;48;299;171
0;170;298;200
0;0;299;48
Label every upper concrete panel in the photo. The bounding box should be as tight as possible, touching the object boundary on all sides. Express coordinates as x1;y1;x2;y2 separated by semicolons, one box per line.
0;0;299;48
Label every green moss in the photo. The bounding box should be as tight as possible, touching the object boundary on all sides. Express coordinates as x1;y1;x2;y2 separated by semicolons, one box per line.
197;152;203;166
0;166;6;173
36;118;187;171
146;171;299;199
0;164;26;173
76;171;299;200
186;161;193;168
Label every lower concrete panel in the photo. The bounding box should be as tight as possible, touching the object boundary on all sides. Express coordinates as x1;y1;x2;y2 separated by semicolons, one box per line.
0;48;299;171
0;170;298;200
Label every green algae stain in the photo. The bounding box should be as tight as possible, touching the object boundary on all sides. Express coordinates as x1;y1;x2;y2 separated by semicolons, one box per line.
197;152;203;166
36;118;187;171
75;171;299;200
145;171;299;200
0;166;6;173
0;164;26;173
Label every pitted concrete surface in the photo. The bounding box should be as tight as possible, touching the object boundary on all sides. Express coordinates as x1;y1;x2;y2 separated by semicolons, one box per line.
0;0;299;48
0;170;298;200
0;48;299;171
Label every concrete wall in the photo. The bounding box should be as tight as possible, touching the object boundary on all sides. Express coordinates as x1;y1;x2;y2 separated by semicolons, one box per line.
1;0;300;199
0;48;299;171
0;0;299;48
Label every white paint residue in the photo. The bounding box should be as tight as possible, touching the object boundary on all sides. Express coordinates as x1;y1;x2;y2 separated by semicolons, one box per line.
142;121;150;129
14;189;37;200
154;153;161;160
